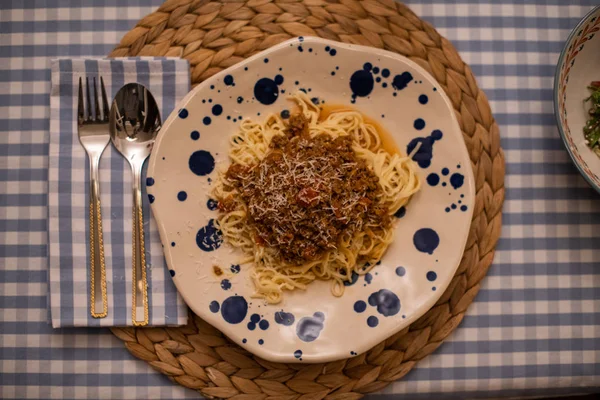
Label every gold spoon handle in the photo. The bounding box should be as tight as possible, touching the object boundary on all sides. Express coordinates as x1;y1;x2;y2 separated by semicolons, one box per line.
131;163;148;326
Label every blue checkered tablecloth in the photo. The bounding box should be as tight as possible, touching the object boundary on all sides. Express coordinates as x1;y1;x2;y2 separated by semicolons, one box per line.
1;0;600;398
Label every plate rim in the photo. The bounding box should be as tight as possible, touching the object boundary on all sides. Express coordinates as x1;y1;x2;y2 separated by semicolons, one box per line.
553;5;600;194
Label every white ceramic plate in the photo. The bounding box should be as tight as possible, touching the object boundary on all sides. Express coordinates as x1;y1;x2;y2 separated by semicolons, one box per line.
147;37;474;363
554;6;600;192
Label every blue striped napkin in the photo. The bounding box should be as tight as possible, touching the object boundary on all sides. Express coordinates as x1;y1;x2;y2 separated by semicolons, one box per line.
48;58;190;327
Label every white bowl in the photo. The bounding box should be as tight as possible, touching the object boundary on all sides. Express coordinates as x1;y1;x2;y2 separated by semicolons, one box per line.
147;37;474;363
554;6;600;191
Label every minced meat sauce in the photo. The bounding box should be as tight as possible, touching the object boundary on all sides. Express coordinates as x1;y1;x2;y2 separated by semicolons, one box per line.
219;115;391;265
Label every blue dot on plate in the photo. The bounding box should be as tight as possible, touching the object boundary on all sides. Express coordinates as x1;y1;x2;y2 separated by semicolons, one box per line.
171;242;175;247
177;191;187;201
414;118;425;130
230;264;240;274
207;198;218;210
354;300;367;313
296;312;325;342
254;77;279;105
212;104;223;116
426;173;440;186
242;338;247;343
382;68;390;77
258;339;264;345
350;69;374;98
330;49;337;56
224;75;234;86
189;150;215;176
264;58;269;63
395;266;406;277
178;109;188;119
203;116;211;125
220;279;231;290
191;130;200;140
209;300;219;313
220;296;247;324
247;322;256;330
392;72;413;91
461;205;468;212
419;94;429;104
169;269;175;277
274;311;295;326
148;194;155;204
394;207;406;218
196;219;222;252
281;109;290;119
294;350;302;359
368;289;400;317
274;75;284;85
427;271;437;281
259;320;269;330
367;316;379;327
450;173;464;190
442;167;450;176
413;228;440;255
250;313;260;323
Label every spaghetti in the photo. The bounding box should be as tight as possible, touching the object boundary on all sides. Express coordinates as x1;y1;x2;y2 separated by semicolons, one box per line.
213;92;421;303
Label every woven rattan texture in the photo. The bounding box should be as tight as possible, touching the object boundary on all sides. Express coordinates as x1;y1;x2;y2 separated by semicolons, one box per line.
109;0;505;398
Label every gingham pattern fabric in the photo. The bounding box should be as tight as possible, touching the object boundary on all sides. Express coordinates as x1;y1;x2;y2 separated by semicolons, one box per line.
1;0;600;398
48;58;190;327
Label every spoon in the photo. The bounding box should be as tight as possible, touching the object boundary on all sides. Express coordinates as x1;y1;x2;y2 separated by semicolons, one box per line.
109;83;161;326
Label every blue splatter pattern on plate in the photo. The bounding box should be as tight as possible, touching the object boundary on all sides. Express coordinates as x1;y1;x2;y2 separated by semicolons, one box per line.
146;37;474;364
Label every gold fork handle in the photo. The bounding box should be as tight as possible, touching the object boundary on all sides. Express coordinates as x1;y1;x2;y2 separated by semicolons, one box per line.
89;156;108;318
131;163;148;326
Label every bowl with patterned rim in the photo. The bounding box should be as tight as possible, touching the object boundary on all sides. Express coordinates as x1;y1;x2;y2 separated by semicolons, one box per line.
147;37;474;363
554;5;600;192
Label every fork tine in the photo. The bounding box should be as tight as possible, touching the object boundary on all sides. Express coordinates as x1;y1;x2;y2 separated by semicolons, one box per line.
85;77;92;121
93;77;101;122
100;77;109;121
78;77;84;122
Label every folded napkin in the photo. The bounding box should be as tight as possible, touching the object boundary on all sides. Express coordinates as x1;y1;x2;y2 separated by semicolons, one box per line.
48;58;189;327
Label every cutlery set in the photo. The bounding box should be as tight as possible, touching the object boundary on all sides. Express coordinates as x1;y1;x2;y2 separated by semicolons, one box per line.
77;76;160;326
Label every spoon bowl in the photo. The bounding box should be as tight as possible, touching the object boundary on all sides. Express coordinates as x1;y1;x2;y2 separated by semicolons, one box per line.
110;83;160;163
110;82;161;326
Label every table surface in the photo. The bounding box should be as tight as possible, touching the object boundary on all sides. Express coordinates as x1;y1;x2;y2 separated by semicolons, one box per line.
2;0;600;399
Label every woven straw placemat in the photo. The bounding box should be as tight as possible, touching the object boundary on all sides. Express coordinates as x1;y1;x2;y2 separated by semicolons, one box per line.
109;0;505;397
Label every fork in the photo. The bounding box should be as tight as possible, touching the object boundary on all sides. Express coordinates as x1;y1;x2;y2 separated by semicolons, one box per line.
78;76;110;318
